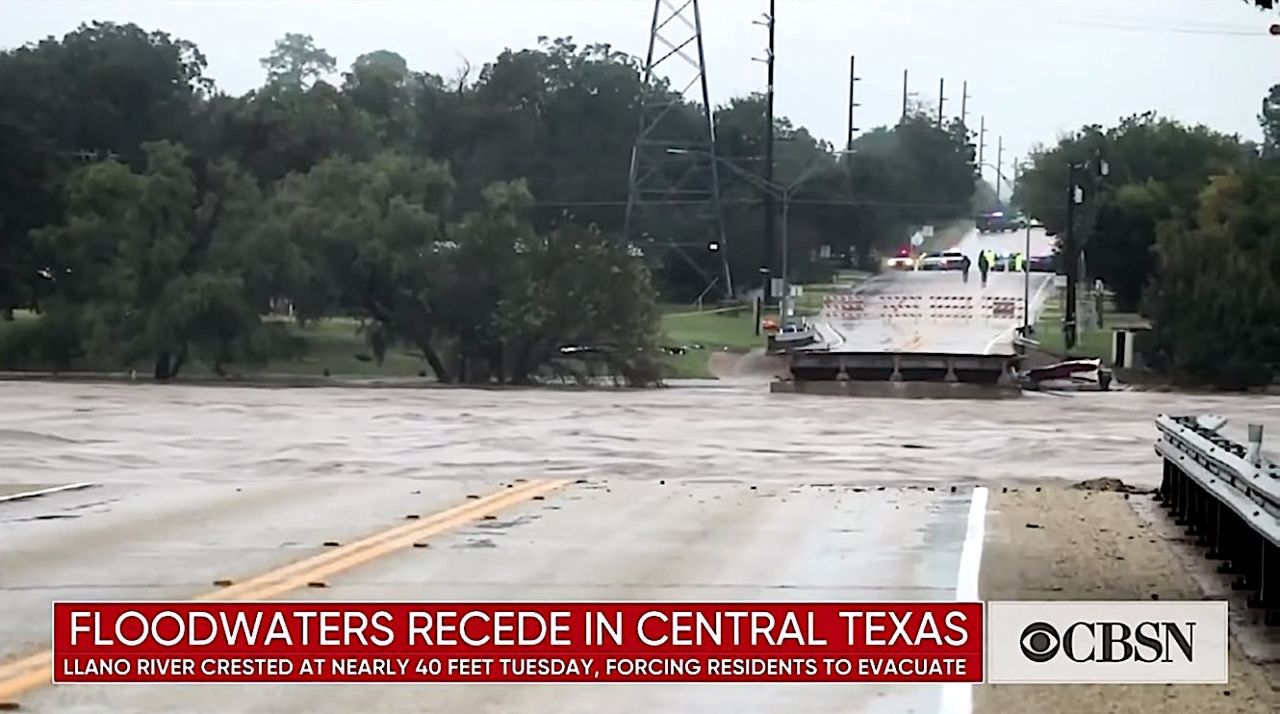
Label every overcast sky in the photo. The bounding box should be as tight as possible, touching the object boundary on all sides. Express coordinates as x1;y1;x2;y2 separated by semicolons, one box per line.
3;0;1277;183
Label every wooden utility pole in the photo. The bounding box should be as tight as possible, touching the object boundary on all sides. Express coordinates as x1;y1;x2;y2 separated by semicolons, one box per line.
937;77;946;127
846;55;861;151
901;69;909;120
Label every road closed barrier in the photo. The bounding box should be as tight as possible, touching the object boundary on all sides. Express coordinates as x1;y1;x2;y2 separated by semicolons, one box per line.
1154;415;1280;626
925;295;975;320
982;296;1021;321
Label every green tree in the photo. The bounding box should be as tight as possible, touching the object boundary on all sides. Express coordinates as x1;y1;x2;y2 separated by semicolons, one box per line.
1261;83;1280;157
260;33;336;89
0;22;211;315
1143;168;1280;387
1014;113;1245;310
444;180;660;384
343;50;414;147
34;142;273;378
257;152;456;380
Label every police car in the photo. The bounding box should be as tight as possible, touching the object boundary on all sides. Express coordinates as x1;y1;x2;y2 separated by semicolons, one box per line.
919;252;966;271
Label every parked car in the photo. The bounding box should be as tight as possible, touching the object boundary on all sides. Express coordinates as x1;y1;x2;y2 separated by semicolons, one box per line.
1028;255;1055;272
919;252;966;271
976;211;1025;233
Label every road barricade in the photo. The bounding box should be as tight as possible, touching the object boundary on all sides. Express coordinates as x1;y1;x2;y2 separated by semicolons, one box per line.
982;296;1023;322
822;294;867;320
925;295;975;321
869;295;924;321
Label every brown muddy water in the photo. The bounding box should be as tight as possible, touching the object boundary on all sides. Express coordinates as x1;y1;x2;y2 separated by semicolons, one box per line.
1;380;1278;489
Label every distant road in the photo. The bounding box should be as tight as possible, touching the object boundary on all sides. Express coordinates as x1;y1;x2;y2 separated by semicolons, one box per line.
947;226;1055;258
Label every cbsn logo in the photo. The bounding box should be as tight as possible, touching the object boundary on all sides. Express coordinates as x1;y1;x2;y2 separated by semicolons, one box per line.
1018;619;1195;664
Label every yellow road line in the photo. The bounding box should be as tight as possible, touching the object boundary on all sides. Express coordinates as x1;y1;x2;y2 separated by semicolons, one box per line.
0;479;566;702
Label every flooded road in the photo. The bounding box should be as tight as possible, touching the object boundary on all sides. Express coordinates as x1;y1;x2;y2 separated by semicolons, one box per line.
3;381;1279;490
2;380;1278;713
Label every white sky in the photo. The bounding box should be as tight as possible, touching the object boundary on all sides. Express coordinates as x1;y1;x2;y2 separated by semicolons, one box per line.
2;0;1278;183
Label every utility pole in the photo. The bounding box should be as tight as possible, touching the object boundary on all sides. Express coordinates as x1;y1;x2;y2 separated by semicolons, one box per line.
1064;164;1080;351
752;0;773;313
901;69;909;121
995;136;1004;203
960;81;970;129
937;77;946;127
977;116;987;177
1062;155;1109;352
846;55;861;152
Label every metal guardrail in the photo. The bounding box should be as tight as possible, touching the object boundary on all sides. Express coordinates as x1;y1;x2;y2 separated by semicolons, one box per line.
1154;414;1279;624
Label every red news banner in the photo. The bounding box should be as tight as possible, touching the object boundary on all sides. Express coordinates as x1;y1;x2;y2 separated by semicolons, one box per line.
53;602;983;684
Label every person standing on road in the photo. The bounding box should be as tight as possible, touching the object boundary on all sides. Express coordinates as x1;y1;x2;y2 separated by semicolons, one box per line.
960;254;972;283
1014;252;1026;272
977;250;990;287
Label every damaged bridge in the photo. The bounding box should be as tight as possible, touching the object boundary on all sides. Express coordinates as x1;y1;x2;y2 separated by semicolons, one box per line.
775;271;1055;396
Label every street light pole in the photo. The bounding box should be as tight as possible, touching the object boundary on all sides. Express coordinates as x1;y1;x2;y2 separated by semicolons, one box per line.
780;196;792;322
776;151;854;324
668;148;851;329
1023;220;1032;335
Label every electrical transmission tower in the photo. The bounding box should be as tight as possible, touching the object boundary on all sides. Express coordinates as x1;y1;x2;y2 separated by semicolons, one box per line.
624;0;732;298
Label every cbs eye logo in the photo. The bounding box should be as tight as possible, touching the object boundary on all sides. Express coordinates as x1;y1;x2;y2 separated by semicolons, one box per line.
1019;622;1061;663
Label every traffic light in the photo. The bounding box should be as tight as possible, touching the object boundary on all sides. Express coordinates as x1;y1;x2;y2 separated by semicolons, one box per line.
707;241;720;252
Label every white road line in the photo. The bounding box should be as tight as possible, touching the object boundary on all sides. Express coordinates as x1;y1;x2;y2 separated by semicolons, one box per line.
982;275;1056;355
0;482;95;504
956;486;988;601
939;486;988;714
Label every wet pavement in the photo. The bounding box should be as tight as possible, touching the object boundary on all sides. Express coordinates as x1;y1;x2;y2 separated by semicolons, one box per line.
812;271;1054;356
8;481;971;713
3;380;1280;712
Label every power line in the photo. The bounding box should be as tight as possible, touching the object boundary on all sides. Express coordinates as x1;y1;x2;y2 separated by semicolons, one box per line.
1027;17;1270;37
531;197;974;209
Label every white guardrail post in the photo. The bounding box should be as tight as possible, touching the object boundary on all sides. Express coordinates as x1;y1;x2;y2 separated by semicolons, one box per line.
1154;414;1280;626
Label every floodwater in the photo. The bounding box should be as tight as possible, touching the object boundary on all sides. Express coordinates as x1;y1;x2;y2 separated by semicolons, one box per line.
2;380;1278;489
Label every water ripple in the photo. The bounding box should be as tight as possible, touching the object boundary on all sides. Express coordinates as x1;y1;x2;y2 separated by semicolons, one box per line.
1;382;1277;488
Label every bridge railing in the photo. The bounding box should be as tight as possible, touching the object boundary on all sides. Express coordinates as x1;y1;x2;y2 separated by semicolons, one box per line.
1154;414;1279;625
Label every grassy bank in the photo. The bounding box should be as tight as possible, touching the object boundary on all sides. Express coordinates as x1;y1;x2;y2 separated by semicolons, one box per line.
658;304;762;378
0;308;766;382
1031;292;1145;364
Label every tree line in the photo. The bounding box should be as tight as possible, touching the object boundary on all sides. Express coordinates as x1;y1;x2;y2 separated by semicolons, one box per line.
1014;84;1280;389
0;23;978;382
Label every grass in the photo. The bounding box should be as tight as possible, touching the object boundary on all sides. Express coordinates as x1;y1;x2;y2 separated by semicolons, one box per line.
257;318;428;377
0;314;433;379
1030;291;1146;364
6;282;857;381
0;308;764;382
658;304;764;379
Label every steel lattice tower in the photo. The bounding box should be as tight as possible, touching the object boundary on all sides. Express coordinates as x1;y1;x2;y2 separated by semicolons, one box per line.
624;0;732;298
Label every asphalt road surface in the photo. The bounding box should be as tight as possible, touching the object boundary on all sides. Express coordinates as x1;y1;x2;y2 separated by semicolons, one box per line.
811;271;1054;356
1;477;980;713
